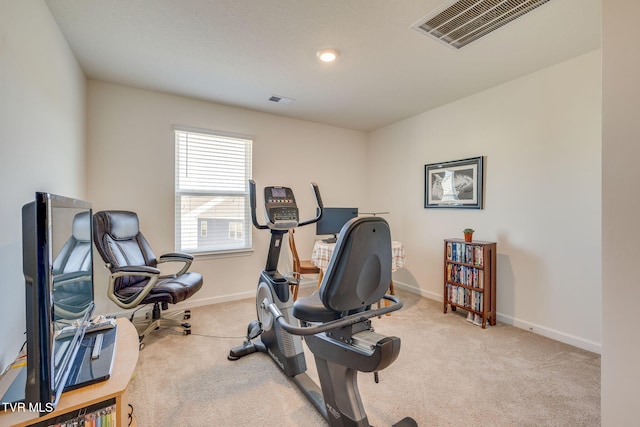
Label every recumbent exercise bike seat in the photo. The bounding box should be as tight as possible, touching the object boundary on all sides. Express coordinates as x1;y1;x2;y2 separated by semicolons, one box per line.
292;216;402;373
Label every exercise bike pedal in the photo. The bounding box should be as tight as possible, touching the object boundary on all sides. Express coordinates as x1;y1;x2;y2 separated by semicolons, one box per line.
228;340;265;360
228;320;265;361
227;344;252;361
392;417;418;427
247;319;262;340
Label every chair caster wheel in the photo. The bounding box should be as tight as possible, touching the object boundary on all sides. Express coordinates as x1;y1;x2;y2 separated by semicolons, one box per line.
184;310;191;320
181;322;191;329
184;329;191;335
139;342;145;350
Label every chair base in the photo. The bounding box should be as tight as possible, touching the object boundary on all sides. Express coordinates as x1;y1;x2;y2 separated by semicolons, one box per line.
131;302;192;348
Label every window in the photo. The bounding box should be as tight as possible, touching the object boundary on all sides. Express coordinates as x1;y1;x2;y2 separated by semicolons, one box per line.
175;128;252;254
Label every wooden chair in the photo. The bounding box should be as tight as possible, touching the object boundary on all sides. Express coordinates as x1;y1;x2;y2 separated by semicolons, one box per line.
288;228;320;301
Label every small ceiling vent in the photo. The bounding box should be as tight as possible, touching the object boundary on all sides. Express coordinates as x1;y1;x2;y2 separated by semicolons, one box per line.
412;0;551;49
269;95;295;105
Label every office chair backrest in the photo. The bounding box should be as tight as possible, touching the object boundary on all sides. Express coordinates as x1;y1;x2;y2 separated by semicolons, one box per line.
93;210;158;289
319;216;392;313
53;210;92;275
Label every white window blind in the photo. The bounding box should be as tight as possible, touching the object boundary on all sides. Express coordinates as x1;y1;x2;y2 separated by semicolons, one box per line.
175;128;252;254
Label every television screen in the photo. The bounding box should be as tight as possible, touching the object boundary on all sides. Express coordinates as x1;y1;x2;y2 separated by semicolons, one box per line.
18;193;94;414
315;207;358;241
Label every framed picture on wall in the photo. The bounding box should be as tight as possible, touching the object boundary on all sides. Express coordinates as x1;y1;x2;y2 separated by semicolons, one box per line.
424;156;484;209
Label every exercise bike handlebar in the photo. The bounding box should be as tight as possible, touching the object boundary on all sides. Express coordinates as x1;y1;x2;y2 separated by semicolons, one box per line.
298;182;323;227
268;295;403;336
249;179;268;229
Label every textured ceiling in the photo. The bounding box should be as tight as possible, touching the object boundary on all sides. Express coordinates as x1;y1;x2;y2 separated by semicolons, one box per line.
45;0;601;132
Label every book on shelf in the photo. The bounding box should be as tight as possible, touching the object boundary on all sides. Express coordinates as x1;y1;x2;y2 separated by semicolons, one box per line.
42;402;116;427
447;241;485;266
447;284;484;315
474;245;483;266
446;264;484;289
466;311;483;326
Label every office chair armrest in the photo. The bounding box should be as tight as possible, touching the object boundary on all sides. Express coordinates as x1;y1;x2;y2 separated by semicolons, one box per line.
114;265;161;275
160;252;194;261
108;266;160;309
157;252;193;276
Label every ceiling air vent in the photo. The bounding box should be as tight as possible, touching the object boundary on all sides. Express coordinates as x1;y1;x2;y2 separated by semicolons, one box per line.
411;0;551;49
268;95;295;105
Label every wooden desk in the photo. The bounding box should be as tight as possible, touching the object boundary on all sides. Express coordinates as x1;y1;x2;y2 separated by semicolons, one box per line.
0;318;139;427
311;240;406;294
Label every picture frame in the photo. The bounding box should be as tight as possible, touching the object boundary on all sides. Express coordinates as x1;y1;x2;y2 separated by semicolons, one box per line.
424;156;484;209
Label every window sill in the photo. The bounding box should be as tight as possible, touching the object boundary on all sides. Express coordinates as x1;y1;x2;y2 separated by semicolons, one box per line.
189;248;254;260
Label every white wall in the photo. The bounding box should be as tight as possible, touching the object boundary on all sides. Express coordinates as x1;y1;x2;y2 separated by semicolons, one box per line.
86;81;368;315
602;1;640;424
0;1;86;371
367;51;602;353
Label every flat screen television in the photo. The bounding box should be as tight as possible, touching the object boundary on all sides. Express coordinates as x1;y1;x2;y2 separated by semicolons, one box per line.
2;193;95;414
315;207;358;242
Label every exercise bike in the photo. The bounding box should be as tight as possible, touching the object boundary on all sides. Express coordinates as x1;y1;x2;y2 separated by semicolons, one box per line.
229;180;416;427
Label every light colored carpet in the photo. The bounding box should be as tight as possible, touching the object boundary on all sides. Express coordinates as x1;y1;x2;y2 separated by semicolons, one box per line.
127;289;600;426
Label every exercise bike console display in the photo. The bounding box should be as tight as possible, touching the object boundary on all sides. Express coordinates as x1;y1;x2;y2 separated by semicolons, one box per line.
263;186;299;230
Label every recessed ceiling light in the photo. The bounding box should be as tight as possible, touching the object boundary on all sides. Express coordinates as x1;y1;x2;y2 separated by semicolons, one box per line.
316;48;339;63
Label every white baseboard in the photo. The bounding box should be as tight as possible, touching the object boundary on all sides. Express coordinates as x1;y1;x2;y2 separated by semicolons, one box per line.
393;281;440;300
495;313;601;354
392;280;602;355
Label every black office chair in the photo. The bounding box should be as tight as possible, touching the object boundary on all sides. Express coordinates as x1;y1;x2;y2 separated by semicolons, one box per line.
92;210;203;344
52;211;93;320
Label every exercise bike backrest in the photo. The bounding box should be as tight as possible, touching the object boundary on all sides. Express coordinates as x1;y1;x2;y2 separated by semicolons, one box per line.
249;179;323;231
319;216;392;312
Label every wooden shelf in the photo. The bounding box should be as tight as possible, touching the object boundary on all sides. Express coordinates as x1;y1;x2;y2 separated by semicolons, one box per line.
443;239;497;328
1;318;139;427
